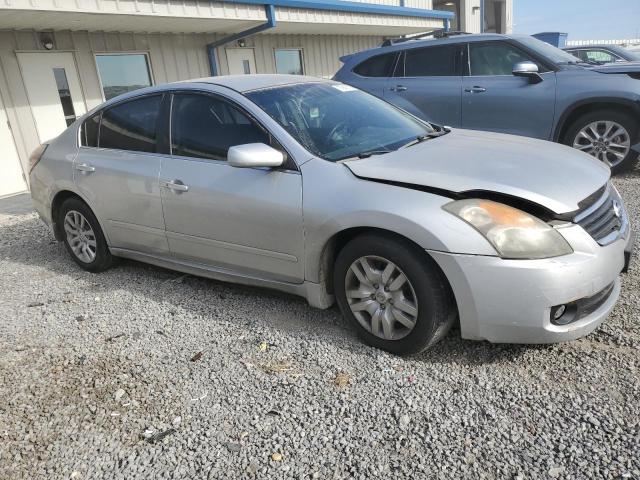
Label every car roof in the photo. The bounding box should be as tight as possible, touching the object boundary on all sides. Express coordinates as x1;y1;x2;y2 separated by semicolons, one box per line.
182;74;331;93
340;33;528;63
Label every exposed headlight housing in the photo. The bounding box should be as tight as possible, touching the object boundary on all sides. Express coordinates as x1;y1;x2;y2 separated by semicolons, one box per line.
443;199;573;259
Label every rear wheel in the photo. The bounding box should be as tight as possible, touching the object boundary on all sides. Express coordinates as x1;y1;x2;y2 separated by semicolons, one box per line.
58;197;114;272
564;109;639;174
333;233;455;355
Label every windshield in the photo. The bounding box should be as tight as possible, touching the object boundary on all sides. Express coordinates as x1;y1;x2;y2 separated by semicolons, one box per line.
516;36;582;64
245;83;434;161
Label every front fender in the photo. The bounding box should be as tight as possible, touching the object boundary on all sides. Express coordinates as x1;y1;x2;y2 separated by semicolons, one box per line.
300;158;496;283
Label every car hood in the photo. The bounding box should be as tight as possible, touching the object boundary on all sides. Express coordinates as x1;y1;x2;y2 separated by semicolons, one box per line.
586;61;640;74
343;129;610;215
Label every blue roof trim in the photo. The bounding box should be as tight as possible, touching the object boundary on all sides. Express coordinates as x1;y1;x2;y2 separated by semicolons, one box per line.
220;0;455;19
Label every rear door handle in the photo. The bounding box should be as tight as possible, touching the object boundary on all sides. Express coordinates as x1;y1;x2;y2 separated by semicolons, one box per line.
75;163;95;173
390;85;408;92
160;179;189;193
465;86;487;93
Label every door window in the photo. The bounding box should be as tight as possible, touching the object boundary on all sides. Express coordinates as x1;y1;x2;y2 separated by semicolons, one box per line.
583;49;619;63
353;53;397;77
170;93;269;161
53;68;77;126
95;54;153;101
81;112;101;147
468;42;541;76
399;45;459;77
99;95;162;153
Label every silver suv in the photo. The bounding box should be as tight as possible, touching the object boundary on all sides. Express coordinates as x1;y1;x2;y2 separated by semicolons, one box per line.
30;75;634;355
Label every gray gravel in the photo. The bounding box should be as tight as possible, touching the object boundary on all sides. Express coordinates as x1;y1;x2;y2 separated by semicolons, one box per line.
1;173;640;480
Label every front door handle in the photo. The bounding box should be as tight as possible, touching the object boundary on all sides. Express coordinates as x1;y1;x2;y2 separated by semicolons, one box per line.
75;163;95;173
160;179;189;193
464;86;487;93
390;85;408;92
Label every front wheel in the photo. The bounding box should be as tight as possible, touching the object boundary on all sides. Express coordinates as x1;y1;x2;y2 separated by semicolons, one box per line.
564;109;639;174
333;233;456;355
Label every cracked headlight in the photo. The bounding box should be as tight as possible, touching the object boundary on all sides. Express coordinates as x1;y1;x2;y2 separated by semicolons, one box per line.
443;199;573;259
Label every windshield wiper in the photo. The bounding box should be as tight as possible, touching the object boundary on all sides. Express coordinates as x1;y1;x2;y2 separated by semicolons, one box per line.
356;149;392;159
401;130;449;149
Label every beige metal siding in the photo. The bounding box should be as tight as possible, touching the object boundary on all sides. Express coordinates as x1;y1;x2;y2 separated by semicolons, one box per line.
0;29;382;176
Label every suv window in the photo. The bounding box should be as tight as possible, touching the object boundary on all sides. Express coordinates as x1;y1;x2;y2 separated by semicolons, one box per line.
469;42;543;76
99;95;162;152
399;45;459;77
582;49;619;63
81;112;101;147
353;53;397;77
170;93;269;161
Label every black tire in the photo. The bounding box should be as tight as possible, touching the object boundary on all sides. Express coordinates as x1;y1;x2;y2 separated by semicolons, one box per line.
58;197;114;272
333;232;455;356
563;109;640;175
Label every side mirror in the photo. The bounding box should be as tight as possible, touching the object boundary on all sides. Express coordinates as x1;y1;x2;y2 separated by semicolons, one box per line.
228;143;284;168
512;61;543;83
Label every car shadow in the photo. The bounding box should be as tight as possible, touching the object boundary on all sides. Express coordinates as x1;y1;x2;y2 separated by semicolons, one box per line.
1;213;538;366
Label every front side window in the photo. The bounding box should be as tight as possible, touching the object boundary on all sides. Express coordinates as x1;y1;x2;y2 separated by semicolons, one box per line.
583;49;619;63
170;93;269;161
399;45;459;77
469;42;541;76
99;95;162;153
246;83;433;161
275;49;304;75
353;53;397;78
95;54;153;101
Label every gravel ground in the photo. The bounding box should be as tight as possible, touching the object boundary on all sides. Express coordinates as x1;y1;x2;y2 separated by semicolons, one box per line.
1;173;639;480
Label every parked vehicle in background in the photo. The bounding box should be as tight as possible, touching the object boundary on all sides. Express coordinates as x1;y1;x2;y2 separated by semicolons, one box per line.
563;44;640;64
29;75;634;355
334;32;640;174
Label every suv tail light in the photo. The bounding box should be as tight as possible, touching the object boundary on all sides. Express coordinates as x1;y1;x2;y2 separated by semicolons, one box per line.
29;144;48;173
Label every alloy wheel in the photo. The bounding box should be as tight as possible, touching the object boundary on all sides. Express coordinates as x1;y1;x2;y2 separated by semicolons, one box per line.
572;120;631;167
344;255;418;340
63;210;97;263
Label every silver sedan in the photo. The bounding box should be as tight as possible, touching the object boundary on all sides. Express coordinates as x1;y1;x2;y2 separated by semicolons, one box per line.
29;75;634;355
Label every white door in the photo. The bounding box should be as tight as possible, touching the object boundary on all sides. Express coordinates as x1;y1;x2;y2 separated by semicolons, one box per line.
17;52;86;143
226;48;257;75
0;92;26;197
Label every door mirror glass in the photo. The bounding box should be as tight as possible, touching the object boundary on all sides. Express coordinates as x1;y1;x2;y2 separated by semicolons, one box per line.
228;143;284;168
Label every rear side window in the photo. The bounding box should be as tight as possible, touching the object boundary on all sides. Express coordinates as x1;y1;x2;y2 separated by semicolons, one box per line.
81;112;100;147
170;93;269;161
353;53;396;77
99;95;162;153
469;42;541;76
400;45;459;77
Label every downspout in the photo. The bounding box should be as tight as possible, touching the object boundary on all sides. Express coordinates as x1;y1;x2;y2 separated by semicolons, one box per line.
207;4;277;76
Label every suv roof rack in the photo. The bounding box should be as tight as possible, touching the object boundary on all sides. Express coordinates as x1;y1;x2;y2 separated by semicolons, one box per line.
381;29;470;47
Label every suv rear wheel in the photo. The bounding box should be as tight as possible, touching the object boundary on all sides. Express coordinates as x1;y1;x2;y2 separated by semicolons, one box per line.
333;232;456;355
564;109;639;174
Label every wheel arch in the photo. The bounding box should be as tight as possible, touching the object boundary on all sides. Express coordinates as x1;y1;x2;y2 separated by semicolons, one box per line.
553;97;640;143
50;189;107;243
316;226;457;312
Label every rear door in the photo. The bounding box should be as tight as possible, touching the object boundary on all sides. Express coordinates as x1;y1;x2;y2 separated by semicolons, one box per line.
159;91;304;283
461;41;557;139
384;43;463;126
74;94;168;254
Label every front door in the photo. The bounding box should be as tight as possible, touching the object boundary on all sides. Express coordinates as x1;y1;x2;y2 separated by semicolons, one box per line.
384;44;463;127
226;48;257;75
461;41;557;140
160;92;304;283
0;90;26;197
17;52;86;143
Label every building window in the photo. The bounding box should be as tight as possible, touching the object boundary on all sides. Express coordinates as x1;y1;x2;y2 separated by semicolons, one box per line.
275;49;304;75
95;54;153;101
53;68;77;126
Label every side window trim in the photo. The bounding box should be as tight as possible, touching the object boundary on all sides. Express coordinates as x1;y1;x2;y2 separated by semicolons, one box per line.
168;90;298;172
